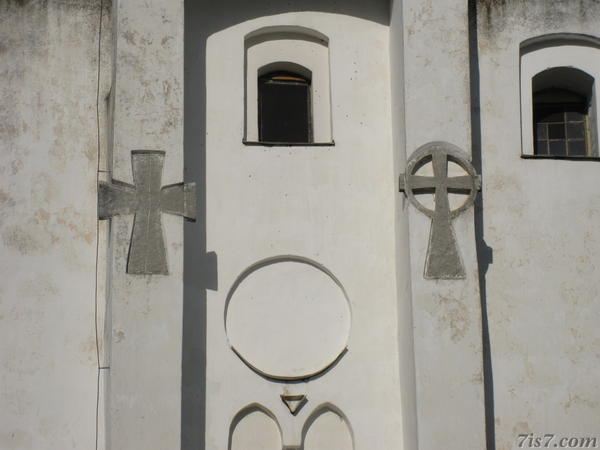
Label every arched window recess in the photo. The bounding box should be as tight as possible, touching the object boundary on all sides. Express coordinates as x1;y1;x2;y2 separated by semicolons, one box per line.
243;26;333;146
519;33;600;159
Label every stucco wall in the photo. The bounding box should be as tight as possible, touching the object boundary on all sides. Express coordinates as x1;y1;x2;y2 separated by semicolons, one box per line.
107;0;185;449
401;1;486;449
201;8;406;450
0;0;110;449
477;1;600;449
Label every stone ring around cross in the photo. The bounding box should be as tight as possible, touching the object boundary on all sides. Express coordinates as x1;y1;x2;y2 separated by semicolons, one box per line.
400;141;481;219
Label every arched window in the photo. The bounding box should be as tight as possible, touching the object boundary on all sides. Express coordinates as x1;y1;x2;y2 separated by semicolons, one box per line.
532;67;594;157
258;71;312;144
519;34;600;158
243;26;333;146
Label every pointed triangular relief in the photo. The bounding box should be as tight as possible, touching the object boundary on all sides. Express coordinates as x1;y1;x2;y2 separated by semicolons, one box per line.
281;394;307;416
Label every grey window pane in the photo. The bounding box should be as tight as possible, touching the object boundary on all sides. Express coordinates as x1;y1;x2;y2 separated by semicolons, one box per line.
566;111;585;121
566;123;585;139
549;141;566;156
536;123;547;140
537;108;563;123
535;140;548;155
548;124;565;139
568;140;587;156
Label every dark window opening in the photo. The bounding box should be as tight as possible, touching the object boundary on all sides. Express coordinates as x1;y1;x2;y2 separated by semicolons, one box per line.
533;92;589;157
258;71;312;144
532;67;594;157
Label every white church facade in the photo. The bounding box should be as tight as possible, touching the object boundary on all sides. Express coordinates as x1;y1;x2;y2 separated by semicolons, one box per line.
1;1;599;450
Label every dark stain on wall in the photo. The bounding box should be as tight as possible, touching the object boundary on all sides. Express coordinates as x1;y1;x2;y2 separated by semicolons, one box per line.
478;0;600;33
0;0;103;10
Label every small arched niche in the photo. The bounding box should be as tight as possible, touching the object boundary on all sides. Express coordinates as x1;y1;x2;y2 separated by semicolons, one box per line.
228;404;282;450
302;405;354;450
244;26;333;145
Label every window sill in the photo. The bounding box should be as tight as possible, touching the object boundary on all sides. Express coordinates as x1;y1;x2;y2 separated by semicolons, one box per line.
521;154;600;161
243;140;335;147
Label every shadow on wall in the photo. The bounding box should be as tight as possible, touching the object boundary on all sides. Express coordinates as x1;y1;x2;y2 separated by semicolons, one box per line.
468;1;496;450
182;1;389;450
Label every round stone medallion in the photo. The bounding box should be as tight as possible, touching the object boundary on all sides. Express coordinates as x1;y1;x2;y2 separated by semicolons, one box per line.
225;256;351;380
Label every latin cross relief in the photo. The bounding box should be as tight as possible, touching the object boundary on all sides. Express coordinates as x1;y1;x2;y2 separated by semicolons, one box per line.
98;150;196;275
399;142;481;279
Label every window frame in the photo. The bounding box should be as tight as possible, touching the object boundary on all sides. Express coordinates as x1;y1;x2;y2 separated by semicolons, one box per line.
519;34;600;160
243;26;334;147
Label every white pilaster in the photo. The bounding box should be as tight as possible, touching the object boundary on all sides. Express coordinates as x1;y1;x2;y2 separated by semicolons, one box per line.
108;1;185;449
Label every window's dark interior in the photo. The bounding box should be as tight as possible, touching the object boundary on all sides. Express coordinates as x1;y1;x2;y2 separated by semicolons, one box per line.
533;89;588;157
258;71;312;144
532;67;594;157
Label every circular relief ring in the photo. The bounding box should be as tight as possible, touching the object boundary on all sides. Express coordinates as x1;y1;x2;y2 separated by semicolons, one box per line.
403;141;481;219
224;256;351;380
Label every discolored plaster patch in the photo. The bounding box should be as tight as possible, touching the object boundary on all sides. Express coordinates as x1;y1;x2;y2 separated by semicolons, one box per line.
435;293;471;342
563;393;599;410
2;226;48;254
114;330;125;343
512;420;531;436
0;190;16;209
2;207;95;255
479;0;600;34
18;273;59;300
80;335;97;364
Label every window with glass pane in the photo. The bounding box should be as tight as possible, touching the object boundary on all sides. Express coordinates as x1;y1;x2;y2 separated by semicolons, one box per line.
258;72;312;144
534;95;589;157
532;67;594;158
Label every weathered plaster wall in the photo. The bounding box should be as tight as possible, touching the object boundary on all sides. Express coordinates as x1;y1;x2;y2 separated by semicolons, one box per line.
0;0;110;448
107;0;185;449
476;1;600;449
401;0;486;449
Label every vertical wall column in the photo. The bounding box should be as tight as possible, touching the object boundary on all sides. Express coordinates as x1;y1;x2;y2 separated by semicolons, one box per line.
107;1;185;449
401;1;486;449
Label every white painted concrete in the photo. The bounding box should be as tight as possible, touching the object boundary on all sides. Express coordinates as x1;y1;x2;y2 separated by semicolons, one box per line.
204;9;405;450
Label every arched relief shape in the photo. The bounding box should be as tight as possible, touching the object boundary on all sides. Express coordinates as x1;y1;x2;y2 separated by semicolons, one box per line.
244;26;333;144
225;256;351;380
229;404;282;450
302;404;354;450
245;25;329;46
258;61;312;80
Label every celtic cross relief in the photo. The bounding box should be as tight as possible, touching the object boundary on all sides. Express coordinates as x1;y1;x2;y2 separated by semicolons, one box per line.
399;142;481;279
98;150;196;275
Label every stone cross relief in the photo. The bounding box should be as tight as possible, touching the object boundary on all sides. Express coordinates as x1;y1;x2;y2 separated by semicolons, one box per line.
399;142;481;279
98;150;196;275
